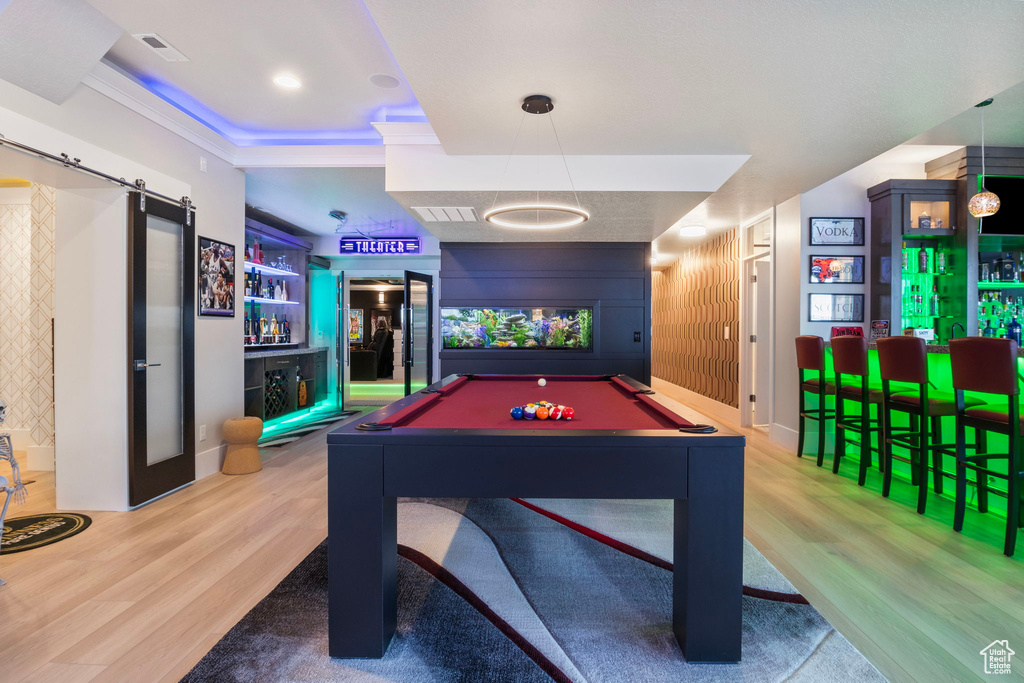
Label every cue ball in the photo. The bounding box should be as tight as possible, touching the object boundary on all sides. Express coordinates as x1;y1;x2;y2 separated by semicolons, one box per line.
538;378;547;387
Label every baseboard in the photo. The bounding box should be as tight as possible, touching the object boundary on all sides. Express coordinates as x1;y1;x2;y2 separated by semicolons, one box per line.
650;378;741;426
26;446;54;471
770;423;799;451
195;443;226;480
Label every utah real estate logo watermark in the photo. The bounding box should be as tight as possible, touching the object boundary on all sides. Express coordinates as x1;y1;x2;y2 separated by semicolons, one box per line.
980;640;1014;675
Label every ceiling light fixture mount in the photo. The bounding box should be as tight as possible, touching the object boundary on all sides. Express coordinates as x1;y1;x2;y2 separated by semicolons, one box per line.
679;225;707;237
968;97;1000;219
484;95;588;231
273;74;302;89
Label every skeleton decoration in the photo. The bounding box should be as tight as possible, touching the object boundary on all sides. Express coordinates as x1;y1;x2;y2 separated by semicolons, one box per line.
0;397;27;506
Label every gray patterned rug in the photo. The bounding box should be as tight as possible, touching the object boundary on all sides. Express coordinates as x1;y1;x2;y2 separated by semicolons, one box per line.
182;498;885;682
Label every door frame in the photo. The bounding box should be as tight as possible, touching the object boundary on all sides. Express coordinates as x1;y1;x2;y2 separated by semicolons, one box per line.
403;270;434;396
738;209;775;428
126;191;195;507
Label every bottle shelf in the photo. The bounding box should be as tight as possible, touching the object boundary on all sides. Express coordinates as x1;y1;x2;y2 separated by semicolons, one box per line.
902;228;956;238
243;261;301;278
244;296;301;305
978;282;1024;289
244;342;299;348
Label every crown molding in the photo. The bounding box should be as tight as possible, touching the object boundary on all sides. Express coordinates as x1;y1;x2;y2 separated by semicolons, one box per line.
82;61;238;164
371;121;439;146
234;145;385;168
83;61;388;169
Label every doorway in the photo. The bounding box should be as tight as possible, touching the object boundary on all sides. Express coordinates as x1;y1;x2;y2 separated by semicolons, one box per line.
741;213;774;430
337;270;435;408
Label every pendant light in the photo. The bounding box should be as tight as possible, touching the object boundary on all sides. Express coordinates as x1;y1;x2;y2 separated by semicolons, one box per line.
968;98;1000;219
483;95;589;230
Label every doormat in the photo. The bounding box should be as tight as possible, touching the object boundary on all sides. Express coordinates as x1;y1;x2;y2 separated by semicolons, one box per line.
1;513;91;554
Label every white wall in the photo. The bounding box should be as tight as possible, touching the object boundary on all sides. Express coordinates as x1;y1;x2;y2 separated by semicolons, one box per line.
770;195;802;450
54;187;130;510
800;158;927;338
0;76;246;503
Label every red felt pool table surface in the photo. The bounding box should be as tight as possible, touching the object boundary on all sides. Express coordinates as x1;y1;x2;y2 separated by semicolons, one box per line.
379;374;695;431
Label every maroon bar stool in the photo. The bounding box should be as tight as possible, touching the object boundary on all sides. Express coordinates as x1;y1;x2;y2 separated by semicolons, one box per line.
832;336;885;486
877;337;982;514
796;336;835;466
950;337;1023;557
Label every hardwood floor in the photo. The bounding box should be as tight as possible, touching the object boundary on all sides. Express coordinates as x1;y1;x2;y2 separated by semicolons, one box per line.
1;387;1022;682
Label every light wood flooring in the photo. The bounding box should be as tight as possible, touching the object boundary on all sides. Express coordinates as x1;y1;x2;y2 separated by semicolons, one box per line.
1;387;1022;682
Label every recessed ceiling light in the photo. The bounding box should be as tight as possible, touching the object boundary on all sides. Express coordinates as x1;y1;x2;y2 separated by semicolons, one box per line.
369;73;401;89
273;74;302;89
679;225;707;237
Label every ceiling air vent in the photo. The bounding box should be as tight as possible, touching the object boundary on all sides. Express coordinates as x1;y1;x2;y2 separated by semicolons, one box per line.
132;33;190;62
411;207;478;222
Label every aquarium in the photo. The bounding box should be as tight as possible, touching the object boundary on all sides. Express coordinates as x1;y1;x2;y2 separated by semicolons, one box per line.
441;307;593;350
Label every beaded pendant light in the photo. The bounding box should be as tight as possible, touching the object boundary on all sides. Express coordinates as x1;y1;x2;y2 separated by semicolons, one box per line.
968;98;1000;219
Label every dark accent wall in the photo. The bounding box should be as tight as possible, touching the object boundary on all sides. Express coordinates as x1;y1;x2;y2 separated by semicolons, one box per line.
439;243;652;383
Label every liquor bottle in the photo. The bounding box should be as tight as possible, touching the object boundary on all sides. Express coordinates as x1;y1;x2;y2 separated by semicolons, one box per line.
280;280;288;302
929;286;940;316
936;247;946;275
266;278;273;300
283;317;291;343
254;268;261;298
983;320;996;337
901;242;909;272
252;238;261;265
271;314;279;343
918;245;928;273
1009;317;1023;346
998;320;1007;338
244;313;249;343
274;280;282;301
1001;253;1017;282
980;259;990;282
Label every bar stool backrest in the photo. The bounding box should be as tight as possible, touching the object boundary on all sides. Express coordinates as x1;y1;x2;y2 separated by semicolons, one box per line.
795;335;825;371
950;337;1019;395
832;336;869;377
876;336;927;384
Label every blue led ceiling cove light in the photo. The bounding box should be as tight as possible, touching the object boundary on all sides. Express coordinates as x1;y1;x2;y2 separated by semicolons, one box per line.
138;76;427;147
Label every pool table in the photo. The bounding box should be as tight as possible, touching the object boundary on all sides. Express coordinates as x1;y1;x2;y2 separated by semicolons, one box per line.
326;374;746;663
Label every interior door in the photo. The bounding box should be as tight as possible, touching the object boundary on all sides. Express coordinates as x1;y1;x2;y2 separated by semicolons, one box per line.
753;259;772;426
403;271;433;395
127;192;195;507
337;272;351;408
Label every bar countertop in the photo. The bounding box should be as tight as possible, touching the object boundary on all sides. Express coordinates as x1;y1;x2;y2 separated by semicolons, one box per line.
244;346;328;360
824;340;1024;356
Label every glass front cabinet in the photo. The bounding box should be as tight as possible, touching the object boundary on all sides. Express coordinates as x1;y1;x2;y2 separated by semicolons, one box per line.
868;179;963;344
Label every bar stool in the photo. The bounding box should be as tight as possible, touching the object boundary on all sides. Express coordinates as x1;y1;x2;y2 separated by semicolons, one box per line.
950;337;1024;557
796;335;835;466
878;336;983;514
832;336;885;486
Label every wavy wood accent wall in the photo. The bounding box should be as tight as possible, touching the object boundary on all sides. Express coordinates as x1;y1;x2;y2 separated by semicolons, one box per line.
652;229;739;407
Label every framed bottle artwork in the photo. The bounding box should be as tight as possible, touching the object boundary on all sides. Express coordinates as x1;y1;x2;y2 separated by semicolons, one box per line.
198;236;235;317
809;255;865;284
809;218;865;246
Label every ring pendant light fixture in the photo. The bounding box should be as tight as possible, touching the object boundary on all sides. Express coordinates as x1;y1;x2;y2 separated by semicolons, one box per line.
968;97;1000;219
483;95;589;230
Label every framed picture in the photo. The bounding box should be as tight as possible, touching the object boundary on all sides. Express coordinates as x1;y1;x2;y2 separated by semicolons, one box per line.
809;293;864;322
809;217;865;246
348;309;364;343
809;255;865;284
371;309;394;333
198;237;235;317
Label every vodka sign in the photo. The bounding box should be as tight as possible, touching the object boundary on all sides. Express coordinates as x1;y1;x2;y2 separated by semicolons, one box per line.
809;217;865;246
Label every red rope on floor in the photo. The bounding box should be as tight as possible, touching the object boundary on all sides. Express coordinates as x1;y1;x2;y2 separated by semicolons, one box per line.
510;498;810;606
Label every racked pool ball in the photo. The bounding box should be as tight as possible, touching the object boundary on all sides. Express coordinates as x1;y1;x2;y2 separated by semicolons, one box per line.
562;406;575;421
510;406;524;420
524;405;537;420
538;378;547;387
550;405;563;420
536;406;550;420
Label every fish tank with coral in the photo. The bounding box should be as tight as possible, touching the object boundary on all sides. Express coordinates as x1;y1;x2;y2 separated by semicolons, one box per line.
441;307;593;350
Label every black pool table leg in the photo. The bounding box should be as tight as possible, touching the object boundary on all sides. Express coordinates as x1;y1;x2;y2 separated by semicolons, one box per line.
673;446;744;663
328;444;398;658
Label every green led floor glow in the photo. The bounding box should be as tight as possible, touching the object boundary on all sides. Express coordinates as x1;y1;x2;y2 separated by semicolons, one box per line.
349;383;428;398
261;399;347;436
813;349;1023;524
